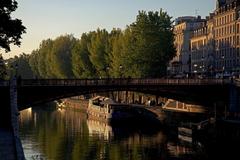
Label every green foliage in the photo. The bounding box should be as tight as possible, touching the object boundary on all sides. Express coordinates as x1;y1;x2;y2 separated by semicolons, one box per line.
28;50;40;78
28;35;76;78
0;54;7;79
72;33;95;78
9;54;34;79
50;35;76;78
110;10;176;78
88;29;110;78
0;0;26;52
9;9;175;79
37;39;53;78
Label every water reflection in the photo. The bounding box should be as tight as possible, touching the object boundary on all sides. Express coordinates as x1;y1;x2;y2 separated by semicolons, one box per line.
19;106;207;160
87;120;112;140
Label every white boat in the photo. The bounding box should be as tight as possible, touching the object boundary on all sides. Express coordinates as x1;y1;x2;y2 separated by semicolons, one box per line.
87;96;141;125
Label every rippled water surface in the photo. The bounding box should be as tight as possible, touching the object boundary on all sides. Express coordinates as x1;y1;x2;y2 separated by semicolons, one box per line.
18;107;212;160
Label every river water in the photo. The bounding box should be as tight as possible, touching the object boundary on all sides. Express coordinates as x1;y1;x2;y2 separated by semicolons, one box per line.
19;106;239;160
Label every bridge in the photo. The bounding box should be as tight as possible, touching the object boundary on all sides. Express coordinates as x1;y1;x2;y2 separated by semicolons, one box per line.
0;78;239;159
1;78;239;111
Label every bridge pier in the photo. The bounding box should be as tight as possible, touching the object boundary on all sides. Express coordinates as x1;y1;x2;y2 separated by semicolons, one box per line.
229;85;240;113
0;79;25;160
9;78;25;160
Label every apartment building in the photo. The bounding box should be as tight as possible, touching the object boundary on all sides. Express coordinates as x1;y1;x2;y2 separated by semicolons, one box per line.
172;0;240;76
191;15;215;74
213;0;240;74
171;16;205;74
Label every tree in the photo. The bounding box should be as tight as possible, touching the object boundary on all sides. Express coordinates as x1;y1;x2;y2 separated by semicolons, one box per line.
7;54;34;79
88;29;110;78
110;28;136;78
50;35;76;78
0;0;26;52
37;39;54;78
72;32;95;78
134;10;176;77
28;50;40;78
119;10;176;78
0;54;7;79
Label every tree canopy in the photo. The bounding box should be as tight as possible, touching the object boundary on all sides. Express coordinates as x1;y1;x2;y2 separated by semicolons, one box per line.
0;0;26;52
110;10;176;78
11;9;176;79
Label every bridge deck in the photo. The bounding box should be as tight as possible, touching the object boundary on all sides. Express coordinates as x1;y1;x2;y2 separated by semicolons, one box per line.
0;78;235;87
0;78;238;110
17;78;232;86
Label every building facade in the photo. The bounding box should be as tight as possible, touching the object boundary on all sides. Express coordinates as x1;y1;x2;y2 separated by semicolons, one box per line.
171;16;205;75
213;0;240;74
172;0;240;76
191;15;215;75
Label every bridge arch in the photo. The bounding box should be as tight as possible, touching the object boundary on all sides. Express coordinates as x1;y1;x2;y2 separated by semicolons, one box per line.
15;78;232;111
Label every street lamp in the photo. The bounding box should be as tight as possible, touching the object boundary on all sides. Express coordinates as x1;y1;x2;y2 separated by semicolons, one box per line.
105;65;110;79
201;57;205;77
193;64;198;78
119;64;123;78
221;55;225;78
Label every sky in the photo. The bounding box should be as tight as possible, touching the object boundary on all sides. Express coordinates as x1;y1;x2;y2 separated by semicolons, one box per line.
3;0;216;58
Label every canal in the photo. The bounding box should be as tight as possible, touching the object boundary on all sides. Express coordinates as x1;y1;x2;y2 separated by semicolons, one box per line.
19;105;240;160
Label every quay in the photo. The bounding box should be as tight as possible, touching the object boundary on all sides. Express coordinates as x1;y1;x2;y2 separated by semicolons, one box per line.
0;129;17;160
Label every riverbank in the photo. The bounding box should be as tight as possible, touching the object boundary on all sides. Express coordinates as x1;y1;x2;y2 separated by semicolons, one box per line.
0;129;17;160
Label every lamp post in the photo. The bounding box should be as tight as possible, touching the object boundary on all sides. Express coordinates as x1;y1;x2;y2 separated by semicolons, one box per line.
119;64;123;78
222;55;225;78
167;66;171;78
105;65;110;79
201;57;205;78
193;64;198;78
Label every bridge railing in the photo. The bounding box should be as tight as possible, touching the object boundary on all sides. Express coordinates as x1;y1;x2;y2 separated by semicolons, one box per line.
18;78;231;87
128;78;229;85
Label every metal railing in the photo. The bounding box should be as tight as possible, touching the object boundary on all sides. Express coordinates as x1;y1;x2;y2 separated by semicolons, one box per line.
16;78;231;87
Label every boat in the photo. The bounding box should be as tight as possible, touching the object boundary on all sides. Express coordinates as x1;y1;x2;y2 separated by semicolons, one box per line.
87;96;151;125
178;119;210;145
178;126;193;143
55;99;66;110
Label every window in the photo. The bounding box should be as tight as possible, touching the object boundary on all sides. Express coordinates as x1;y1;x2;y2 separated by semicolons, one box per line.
237;48;240;57
237;24;240;33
